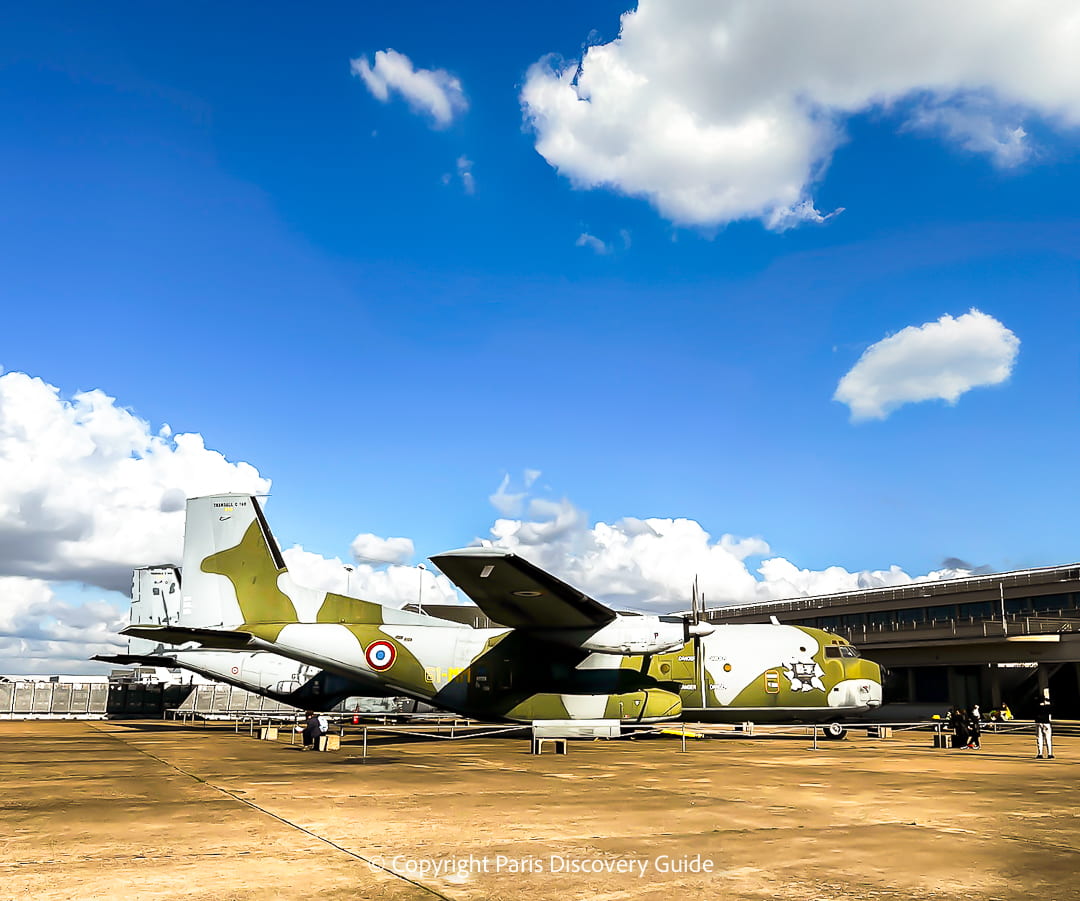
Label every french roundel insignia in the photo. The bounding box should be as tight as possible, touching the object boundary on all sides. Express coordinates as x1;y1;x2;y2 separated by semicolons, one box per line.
365;640;397;671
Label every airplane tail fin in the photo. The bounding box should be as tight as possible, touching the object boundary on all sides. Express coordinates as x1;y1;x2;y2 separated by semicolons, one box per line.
126;565;182;654
177;494;424;629
180;494;301;627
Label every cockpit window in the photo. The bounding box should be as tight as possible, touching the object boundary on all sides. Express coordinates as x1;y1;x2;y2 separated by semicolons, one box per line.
826;645;861;658
825;646;842;658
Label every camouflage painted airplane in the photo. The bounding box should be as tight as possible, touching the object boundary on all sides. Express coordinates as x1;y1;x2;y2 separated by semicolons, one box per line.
123;494;882;732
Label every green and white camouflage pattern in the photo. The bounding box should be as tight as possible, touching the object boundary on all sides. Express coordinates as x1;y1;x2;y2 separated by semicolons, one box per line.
123;494;882;724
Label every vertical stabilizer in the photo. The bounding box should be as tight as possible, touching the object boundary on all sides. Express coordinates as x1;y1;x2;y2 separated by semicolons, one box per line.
128;565;182;653
180;494;299;627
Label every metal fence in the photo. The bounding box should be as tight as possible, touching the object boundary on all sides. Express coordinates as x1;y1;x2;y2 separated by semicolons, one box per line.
0;681;110;719
173;683;298;717
0;680;305;720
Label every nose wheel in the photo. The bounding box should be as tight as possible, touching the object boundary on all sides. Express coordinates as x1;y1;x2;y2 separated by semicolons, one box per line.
822;721;848;740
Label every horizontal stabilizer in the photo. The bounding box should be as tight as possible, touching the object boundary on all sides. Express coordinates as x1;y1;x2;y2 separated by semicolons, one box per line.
121;624;255;650
430;548;617;630
92;654;183;667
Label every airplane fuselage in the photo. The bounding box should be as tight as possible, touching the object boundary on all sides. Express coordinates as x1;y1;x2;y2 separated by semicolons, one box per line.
234;619;881;724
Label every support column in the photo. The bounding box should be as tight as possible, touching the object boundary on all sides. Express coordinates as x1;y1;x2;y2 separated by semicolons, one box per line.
906;668;918;704
990;665;1002;709
1037;663;1051;701
946;667;963;707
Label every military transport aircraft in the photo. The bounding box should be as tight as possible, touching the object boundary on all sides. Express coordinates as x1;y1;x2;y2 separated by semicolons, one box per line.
122;494;882;730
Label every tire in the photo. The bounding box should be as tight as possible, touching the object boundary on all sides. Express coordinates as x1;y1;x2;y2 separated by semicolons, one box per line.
822;721;847;740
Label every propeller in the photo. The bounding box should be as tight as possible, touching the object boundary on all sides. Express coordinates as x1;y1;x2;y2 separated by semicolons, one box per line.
688;576;715;708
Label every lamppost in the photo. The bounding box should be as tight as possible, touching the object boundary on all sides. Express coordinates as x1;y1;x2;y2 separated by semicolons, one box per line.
344;565;354;596
417;563;426;615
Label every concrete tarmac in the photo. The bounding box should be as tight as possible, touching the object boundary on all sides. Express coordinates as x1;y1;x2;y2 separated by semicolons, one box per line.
2;720;1078;901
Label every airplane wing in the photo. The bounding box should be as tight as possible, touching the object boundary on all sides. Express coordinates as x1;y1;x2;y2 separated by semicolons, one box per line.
429;548;617;630
120;624;255;649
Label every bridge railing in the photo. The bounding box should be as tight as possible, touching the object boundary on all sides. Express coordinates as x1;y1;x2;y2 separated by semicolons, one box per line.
833;613;1080;645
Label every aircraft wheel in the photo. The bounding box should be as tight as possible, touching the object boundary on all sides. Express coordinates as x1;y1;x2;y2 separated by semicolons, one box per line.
822;721;847;740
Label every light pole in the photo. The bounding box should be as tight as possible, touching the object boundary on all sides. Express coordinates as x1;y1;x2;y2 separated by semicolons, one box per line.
344;565;354;596
417;563;426;615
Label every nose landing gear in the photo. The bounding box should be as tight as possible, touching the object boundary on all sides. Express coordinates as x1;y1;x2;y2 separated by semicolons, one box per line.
822;721;848;740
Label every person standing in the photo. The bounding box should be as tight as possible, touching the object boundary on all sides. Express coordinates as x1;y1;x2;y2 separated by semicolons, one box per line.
950;707;968;749
301;710;320;750
966;706;982;750
1035;698;1054;759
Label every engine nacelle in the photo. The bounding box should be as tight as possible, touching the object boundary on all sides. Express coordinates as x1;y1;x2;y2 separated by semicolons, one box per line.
573;614;714;655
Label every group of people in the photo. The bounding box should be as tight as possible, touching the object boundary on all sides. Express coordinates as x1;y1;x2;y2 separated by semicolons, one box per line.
948;705;984;750
946;698;1055;758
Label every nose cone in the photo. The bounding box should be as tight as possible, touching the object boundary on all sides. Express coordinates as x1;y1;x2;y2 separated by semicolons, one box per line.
687;621;715;638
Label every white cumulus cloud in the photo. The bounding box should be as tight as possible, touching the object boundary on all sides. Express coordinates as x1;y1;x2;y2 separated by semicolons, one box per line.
349;533;414;566
521;0;1080;230
351;49;467;128
575;233;611;255
834;309;1020;421
282;546;460;609
0;369;271;591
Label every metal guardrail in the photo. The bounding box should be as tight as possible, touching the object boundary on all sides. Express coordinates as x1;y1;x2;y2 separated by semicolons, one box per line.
832;614;1080;645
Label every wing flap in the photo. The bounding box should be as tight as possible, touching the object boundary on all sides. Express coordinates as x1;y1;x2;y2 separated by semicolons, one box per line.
430;549;616;630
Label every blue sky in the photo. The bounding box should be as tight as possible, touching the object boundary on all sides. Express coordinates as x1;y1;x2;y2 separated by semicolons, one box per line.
1;1;1078;671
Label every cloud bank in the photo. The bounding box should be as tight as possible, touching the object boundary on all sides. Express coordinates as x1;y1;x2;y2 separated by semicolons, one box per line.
351;49;467;128
0;366;995;673
0;577;126;675
834;309;1020;421
471;473;974;612
521;0;1080;229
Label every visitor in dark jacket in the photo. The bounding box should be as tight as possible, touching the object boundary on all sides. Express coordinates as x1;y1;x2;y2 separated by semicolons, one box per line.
1034;699;1054;759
